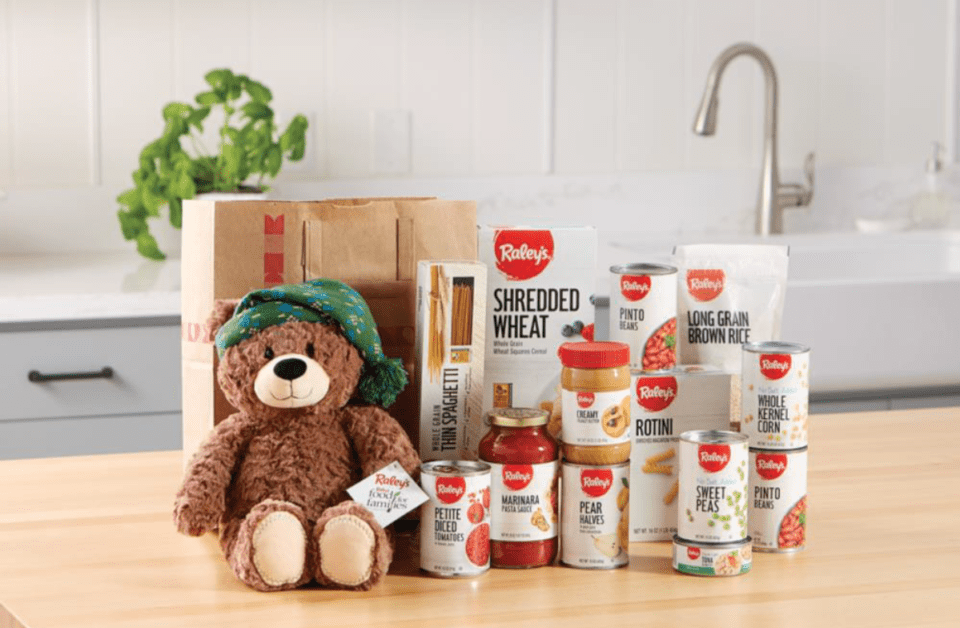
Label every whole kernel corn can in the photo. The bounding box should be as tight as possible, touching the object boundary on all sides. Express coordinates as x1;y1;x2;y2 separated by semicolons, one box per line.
678;430;749;543
740;341;811;449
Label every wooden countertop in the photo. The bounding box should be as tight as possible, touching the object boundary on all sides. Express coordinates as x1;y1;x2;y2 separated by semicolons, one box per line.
1;407;958;627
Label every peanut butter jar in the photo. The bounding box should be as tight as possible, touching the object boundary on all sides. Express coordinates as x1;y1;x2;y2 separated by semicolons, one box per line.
557;342;632;464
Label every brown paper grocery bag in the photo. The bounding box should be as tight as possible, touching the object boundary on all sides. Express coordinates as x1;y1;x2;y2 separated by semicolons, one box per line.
181;198;476;465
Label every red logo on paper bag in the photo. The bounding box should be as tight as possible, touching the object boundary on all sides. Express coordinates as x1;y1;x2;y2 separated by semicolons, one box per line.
636;376;678;412
494;230;554;281
502;464;534;491
698;444;731;473
687;546;701;560
620;275;652;301
686;269;725;302
755;452;788;480
760;354;792;380
581;469;613;498
435;477;466;504
577;392;595;408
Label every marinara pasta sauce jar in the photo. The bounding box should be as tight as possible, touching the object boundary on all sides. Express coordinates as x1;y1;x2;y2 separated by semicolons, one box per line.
558;342;632;465
478;408;560;568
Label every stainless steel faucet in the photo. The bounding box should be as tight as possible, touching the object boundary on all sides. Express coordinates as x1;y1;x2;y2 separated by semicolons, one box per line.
693;42;814;235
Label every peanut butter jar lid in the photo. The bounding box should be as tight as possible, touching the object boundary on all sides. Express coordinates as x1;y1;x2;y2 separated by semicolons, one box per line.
558;341;630;369
487;407;549;427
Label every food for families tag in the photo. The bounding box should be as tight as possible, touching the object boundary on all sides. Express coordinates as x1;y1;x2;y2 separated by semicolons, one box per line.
346;462;428;527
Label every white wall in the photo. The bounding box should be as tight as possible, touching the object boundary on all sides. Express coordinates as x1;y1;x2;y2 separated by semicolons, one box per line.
0;0;954;252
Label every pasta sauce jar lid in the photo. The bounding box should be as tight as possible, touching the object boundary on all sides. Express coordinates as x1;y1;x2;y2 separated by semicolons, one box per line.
558;341;630;369
487;407;549;427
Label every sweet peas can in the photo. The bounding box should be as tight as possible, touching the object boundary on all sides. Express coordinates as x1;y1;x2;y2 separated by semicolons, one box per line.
740;341;810;449
749;447;807;552
609;263;678;370
420;461;492;577
678;430;748;543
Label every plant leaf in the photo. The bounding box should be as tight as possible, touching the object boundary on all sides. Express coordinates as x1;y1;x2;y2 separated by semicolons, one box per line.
195;91;222;106
242;102;273;120
168;197;183;229
289;140;305;161
186;106;210;131
136;232;165;261
245;79;272;103
204;68;233;90
117;208;145;240
265;144;282;177
141;186;166;217
162;102;192;120
172;171;196;199
116;188;140;209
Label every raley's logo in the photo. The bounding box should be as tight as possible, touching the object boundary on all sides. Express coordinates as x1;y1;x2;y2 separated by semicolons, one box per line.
686;269;725;302
502;464;534;491
755;452;788;480
760;354;792;380
493;230;554;281
374;473;410;490
620;274;652;302
577;391;595;409
698;444;731;473
580;469;613;498
435;477;466;504
636;376;678;412
687;546;701;560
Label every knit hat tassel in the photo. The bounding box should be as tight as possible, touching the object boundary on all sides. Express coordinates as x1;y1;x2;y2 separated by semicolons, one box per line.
358;357;409;408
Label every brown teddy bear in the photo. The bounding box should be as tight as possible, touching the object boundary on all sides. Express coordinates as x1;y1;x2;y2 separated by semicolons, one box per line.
174;278;420;592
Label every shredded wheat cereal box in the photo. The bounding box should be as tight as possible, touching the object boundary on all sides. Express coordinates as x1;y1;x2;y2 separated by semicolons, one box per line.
415;261;487;461
629;367;732;542
479;226;596;415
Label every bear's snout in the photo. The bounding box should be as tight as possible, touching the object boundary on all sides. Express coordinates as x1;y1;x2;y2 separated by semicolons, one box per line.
274;358;307;381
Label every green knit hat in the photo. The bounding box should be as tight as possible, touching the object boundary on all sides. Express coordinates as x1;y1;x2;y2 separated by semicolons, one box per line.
214;278;407;407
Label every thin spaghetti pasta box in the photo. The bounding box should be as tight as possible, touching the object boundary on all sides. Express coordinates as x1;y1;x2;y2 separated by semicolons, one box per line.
415;260;487;461
478;226;597;423
629;366;732;542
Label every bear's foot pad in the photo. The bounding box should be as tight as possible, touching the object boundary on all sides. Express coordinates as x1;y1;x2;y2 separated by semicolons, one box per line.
318;514;375;587
252;510;307;587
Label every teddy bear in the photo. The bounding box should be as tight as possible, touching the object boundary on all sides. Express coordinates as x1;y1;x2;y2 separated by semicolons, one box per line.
173;278;420;592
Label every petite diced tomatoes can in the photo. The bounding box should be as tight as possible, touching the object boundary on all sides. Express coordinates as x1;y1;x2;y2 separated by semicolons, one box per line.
740;341;811;449
749;446;808;553
420;461;492;577
608;263;678;370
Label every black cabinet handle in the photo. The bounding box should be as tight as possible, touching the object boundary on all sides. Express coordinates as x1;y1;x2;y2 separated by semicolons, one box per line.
28;367;114;383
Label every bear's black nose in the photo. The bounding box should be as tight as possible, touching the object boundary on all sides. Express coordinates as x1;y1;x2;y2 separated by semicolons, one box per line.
273;357;307;380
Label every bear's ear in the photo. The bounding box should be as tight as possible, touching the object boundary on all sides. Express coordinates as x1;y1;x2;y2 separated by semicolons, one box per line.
205;299;240;342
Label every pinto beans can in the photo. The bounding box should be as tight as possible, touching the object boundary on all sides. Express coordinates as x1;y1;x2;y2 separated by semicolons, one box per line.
420;461;492;577
560;462;630;569
678;430;748;543
740;341;810;449
672;535;752;577
749;447;807;552
609;263;678;370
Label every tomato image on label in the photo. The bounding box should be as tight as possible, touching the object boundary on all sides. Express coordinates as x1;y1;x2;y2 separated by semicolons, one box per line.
581;468;614;498
698;444;731;473
481;486;490;509
760;354;792;380
435;477;466;504
755;452;788;480
635;376;678;413
620;274;652;301
493;230;555;281
642;317;676;371
686;269;725;302
467;501;485;524
502;464;534;491
465;523;490;566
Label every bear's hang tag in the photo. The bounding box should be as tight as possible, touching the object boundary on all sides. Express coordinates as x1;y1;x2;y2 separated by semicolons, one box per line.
346;462;428;528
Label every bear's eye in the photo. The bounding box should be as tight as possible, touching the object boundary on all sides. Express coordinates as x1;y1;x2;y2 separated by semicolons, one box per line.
263;347;274;360
306;342;315;358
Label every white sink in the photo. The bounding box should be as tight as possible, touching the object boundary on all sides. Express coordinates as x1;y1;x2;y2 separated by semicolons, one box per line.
595;230;960;396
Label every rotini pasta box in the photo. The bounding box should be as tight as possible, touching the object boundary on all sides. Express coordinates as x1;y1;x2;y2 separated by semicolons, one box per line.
629;366;732;542
416;261;487;461
478;226;597;419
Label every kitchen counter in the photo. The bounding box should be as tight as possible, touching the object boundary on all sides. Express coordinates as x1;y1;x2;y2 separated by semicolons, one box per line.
1;407;957;627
